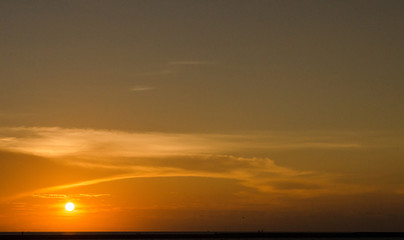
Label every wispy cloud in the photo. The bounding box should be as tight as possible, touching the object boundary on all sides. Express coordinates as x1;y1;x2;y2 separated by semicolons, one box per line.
0;127;384;202
129;85;154;92
8;158;362;201
168;61;215;65
133;69;175;76
0;127;364;159
32;193;110;199
6;154;375;203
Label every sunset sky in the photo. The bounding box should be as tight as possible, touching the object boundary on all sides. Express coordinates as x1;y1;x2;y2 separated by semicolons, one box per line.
1;0;404;232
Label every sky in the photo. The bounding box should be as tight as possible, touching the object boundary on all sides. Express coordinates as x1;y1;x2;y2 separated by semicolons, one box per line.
1;0;404;232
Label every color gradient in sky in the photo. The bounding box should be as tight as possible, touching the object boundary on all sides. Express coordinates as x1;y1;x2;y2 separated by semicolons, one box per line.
1;0;404;232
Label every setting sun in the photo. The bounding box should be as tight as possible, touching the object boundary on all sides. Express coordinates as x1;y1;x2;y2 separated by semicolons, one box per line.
65;202;75;212
1;0;404;233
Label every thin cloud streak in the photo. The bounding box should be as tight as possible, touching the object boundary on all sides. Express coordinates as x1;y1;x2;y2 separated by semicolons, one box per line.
32;193;109;199
130;86;154;92
0;127;364;159
168;61;215;65
5;156;376;202
0;127;383;202
133;69;175;76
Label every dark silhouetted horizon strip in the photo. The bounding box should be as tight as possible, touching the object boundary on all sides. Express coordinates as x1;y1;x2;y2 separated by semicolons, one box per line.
1;232;404;239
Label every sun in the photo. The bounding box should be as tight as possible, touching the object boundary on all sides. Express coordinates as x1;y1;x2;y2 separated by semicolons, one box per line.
65;202;75;212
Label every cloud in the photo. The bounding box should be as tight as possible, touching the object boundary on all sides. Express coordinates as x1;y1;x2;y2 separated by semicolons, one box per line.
32;194;68;199
32;193;110;199
0;127;381;201
133;69;175;76
5;154;374;202
0;127;363;159
168;61;214;65
129;85;154;92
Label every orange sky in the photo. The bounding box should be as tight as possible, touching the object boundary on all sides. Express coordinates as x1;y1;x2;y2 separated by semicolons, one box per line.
1;0;404;232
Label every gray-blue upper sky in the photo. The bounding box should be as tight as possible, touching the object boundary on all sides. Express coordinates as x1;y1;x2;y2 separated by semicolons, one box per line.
1;0;403;132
